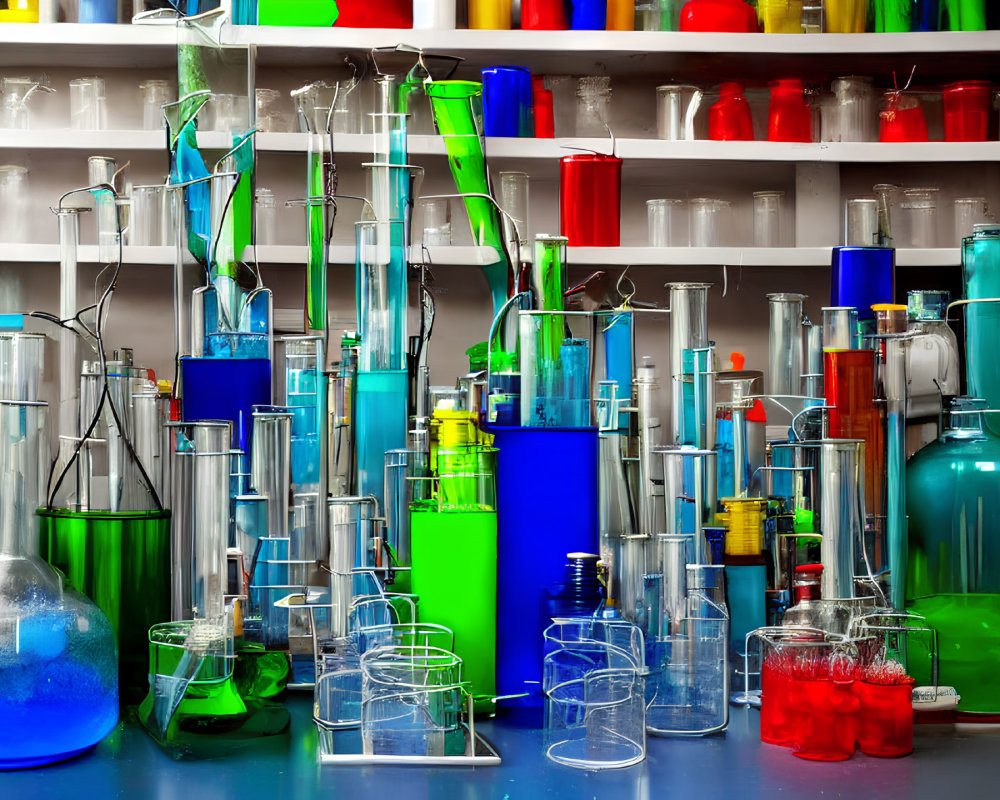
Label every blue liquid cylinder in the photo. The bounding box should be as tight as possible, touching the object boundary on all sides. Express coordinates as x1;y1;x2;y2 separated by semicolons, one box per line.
602;311;633;432
481;67;534;137
180;356;272;454
571;0;607;29
830;247;895;321
78;0;118;23
725;564;766;657
488;426;599;706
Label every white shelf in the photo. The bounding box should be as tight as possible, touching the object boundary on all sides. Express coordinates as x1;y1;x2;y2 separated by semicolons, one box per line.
6;130;1000;165
3;24;1000;79
0;243;959;267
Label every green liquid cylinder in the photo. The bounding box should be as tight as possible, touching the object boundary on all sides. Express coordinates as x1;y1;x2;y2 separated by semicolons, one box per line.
874;0;911;31
942;0;986;29
410;507;497;713
38;509;172;704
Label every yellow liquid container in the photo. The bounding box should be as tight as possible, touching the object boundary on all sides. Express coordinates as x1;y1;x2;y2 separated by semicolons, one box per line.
757;0;803;32
469;0;512;29
824;0;867;32
0;0;40;22
720;497;766;557
606;0;633;29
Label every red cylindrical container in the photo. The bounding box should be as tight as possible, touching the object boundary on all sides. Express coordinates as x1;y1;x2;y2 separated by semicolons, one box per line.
942;81;992;142
760;654;794;746
559;153;622;246
709;81;755;141
768;79;812;143
532;77;555;138
679;0;759;31
855;680;914;758
521;0;568;28
789;679;858;762
335;0;412;26
879;91;929;143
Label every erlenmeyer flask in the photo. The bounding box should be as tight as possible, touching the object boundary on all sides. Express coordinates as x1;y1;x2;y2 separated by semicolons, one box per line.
0;401;119;769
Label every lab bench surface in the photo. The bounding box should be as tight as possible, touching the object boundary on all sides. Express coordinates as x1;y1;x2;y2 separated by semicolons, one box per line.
4;695;998;799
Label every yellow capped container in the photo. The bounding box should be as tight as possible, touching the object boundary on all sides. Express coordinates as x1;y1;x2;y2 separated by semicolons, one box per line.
719;497;767;556
0;0;40;21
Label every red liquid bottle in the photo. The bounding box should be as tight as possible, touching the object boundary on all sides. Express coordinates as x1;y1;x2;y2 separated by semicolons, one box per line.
532;76;555;138
709;81;755;141
768;79;812;143
679;0;759;31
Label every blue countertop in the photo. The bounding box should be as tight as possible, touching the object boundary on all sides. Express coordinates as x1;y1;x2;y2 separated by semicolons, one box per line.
4;695;998;799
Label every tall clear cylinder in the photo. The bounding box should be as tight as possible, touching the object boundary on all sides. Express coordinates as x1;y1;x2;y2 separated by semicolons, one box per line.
668;282;710;444
884;337;909;610
251;407;293;542
766;292;805;398
819;439;865;601
56;209;81;445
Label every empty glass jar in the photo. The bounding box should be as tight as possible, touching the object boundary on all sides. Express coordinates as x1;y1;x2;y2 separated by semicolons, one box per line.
139;79;172;131
898;187;940;248
689;198;731;247
845;197;878;247
753;191;785;247
648;198;684;247
0;166;29;244
69;76;107;131
575;76;612;138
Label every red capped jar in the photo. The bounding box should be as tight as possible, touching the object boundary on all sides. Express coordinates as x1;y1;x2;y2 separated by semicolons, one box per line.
709;81;755;141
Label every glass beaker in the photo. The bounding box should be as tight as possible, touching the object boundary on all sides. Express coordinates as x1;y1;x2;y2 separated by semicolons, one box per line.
360;646;466;757
828;76;877;143
469;0;512;28
255;187;277;246
254;87;286;133
139;79;172;131
636;0;683;30
575;76;612;138
708;81;754;141
757;0;804;32
845;198;878;247
898;187;940;248
0;401;119;769
953;196;992;244
420;198;452;247
879;91;929;143
498;170;530;248
0;76;52;130
753;191;785;247
0;166;29;244
206;93;250;134
942;80;992;142
648;198;683;247
656;85;703;141
688;198;731;247
69;76;107;131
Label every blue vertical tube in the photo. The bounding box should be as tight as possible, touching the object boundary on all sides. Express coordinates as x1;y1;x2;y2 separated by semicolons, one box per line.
560;338;591;428
481;67;534;137
725;564;766;657
602;311;633;433
486;425;599;706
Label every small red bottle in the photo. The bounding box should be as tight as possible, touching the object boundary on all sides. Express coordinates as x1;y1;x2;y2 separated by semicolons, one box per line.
679;0;759;32
709;82;755;141
768;79;812;143
532;77;555;138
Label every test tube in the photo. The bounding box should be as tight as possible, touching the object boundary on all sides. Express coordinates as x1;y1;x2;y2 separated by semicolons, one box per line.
255;187;277;246
499;171;529;249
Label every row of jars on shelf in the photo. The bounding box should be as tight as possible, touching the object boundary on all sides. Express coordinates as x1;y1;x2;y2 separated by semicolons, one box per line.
0;0;995;31
3;68;996;146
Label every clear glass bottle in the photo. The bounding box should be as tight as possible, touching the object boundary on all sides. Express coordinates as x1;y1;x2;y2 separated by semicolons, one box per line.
0;401;119;769
780;564;853;636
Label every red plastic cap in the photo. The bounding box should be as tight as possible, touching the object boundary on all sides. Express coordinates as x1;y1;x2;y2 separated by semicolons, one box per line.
795;563;823;575
746;398;767;423
729;351;745;370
